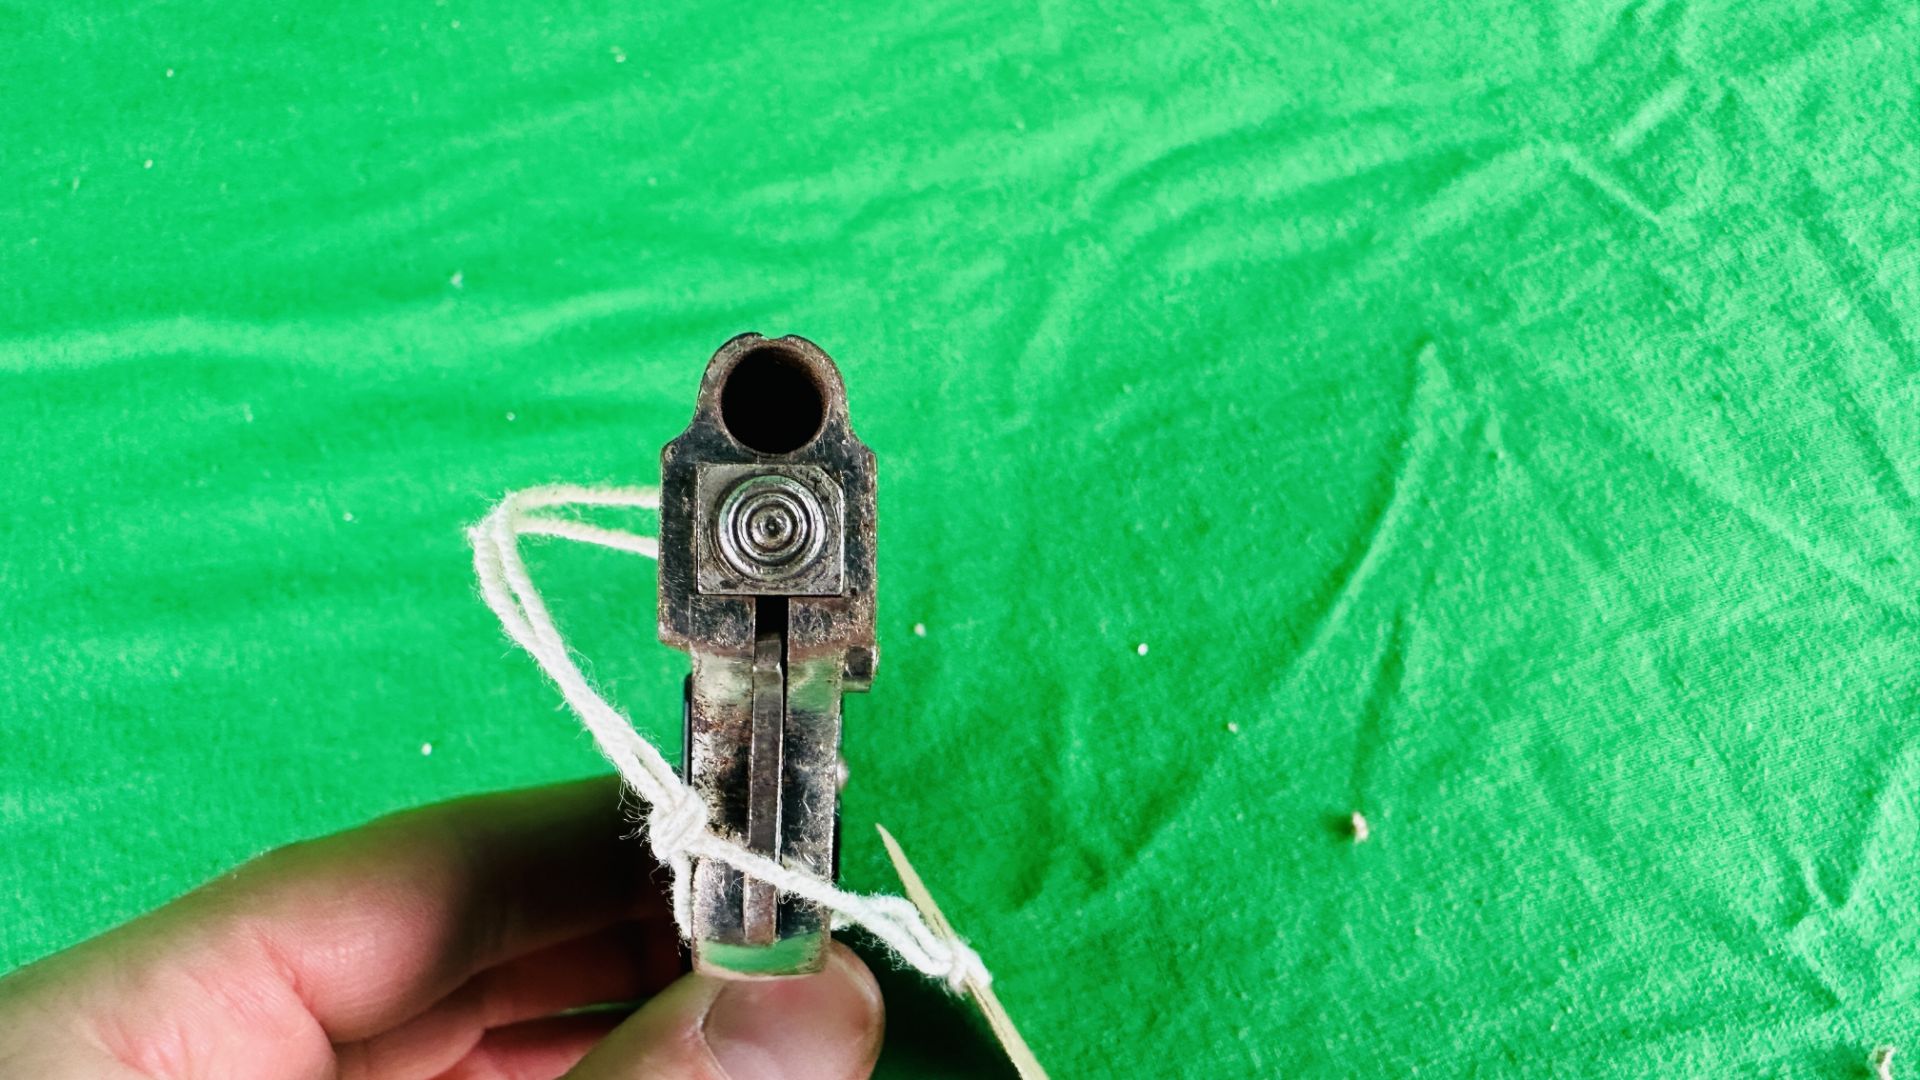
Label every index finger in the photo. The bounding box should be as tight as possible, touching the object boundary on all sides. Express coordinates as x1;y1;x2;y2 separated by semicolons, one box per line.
8;776;668;1064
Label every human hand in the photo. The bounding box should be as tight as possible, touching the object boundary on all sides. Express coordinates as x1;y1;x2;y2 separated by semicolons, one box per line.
0;778;884;1079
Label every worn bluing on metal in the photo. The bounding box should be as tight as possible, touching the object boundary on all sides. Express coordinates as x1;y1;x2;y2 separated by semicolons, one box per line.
657;334;877;978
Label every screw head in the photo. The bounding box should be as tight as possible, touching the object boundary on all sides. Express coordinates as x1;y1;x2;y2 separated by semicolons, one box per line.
715;474;828;582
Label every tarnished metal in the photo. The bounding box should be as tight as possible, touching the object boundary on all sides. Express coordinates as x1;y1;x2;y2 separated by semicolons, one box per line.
658;333;877;978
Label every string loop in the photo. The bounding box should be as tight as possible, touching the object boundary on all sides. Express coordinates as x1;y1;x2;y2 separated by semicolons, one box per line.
647;795;709;864
469;485;989;994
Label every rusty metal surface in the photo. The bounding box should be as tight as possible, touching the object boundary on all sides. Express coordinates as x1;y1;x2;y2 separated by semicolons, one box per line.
657;333;877;977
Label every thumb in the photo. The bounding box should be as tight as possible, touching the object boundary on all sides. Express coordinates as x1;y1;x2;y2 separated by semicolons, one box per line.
565;943;884;1080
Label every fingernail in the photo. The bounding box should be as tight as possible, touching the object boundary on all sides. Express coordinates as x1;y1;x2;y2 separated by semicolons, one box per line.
703;947;883;1080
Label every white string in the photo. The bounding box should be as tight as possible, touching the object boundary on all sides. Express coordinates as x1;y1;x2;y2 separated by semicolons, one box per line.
514;516;660;558
468;484;990;993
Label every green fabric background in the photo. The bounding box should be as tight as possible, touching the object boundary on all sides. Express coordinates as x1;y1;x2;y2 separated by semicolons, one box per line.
5;1;1919;1075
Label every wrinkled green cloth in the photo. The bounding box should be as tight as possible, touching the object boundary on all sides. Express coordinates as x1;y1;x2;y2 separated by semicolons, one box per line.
5;1;1918;1075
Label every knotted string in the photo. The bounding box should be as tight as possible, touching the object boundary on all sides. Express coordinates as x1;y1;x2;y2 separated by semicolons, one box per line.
468;484;990;993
